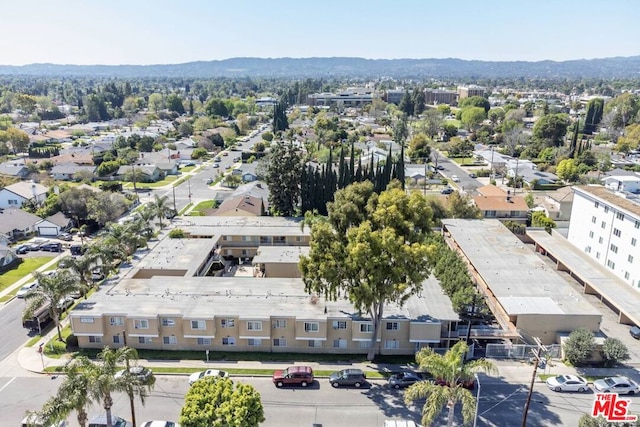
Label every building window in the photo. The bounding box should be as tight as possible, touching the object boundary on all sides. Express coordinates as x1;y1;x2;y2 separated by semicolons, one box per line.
113;335;121;344
610;244;618;254
607;260;616;269
242;235;251;241
604;206;609;213
384;340;400;349
589;231;594;238
585;246;591;254
598;236;604;244
616;212;625;220
161;318;175;327
191;320;205;330
138;337;152;344
221;319;235;328
629;255;634;264
359;323;373;333
332;320;347;329
222;337;235;346
636;220;640;229
134;319;149;329
247;321;262;331
601;221;606;229
485;210;496;218
359;341;372;349
386;322;399;331
222;236;228;241
197;338;212;346
295;236;302;242
333;339;347;348
163;336;177;345
591;216;596;224
614;228;621;237
308;340;322;348
80;317;94;324
88;336;102;343
109;317;123;326
625;272;631;280
596;252;601;259
273;319;287;329
247;339;262;346
273;338;287;347
594;201;599;208
304;322;319;332
632;238;637;247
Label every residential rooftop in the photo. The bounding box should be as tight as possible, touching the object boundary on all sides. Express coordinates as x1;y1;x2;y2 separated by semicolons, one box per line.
574;185;640;218
176;216;308;237
130;238;216;277
252;246;310;264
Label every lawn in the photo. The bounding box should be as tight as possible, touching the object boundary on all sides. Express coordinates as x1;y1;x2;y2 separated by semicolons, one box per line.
178;203;192;215
187;200;217;216
538;373;607;382
124;175;179;189
0;257;54;292
179;165;196;173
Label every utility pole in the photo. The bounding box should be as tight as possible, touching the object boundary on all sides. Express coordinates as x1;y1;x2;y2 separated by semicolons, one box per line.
522;338;545;427
172;185;177;213
122;331;137;427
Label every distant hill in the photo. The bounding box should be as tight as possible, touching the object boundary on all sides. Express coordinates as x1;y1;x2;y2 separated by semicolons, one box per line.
0;56;639;79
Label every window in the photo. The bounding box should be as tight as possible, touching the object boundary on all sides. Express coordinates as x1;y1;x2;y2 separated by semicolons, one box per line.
304;322;319;332
247;339;262;346
197;338;212;346
273;338;287;347
598;236;604;244
614;228;621;237
604;206;609;213
333;339;347;348
359;323;373;333
161;318;175;327
485;210;496;218
80;317;94;324
633;238;638;247
591;216;597;224
221;319;235;328
589;231;594;238
8;199;18;205
332;321;347;330
601;221;606;229
629;255;634;264
585;246;591;254
594;201;599;208
386;322;399;331
242;235;251;241
259;236;271;244
607;260;616;269
636;220;640;229
308;340;322;348
138;337;152;344
596;252;601;259
109;317;123;326
610;244;618;254
247;321;262;331
295;236;302;242
163;336;177;345
625;272;631;280
359;341;371;349
617;212;625;220
134;319;149;329
222;337;235;346
222;236;228;241
241;249;249;256
88;336;102;343
113;335;121;344
191;320;205;330
384;340;400;349
274;319;287;329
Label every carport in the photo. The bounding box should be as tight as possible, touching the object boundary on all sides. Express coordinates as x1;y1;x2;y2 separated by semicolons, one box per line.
528;229;640;326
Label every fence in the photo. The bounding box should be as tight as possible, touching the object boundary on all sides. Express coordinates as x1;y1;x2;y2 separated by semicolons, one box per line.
485;343;561;360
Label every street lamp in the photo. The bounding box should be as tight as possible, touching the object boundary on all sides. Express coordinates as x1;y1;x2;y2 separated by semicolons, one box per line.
473;373;481;427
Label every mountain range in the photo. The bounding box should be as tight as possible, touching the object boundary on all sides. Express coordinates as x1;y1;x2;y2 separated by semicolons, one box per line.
0;56;639;79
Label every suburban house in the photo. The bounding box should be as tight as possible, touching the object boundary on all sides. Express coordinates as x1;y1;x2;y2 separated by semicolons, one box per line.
0;181;48;209
472;185;529;223
48;151;95;166
41;212;73;235
516;168;559;186
0;208;46;240
0;244;19;270
602;171;640;194
0;161;30;178
215;194;266;217
136;152;179;176
50;163;96;181
533;186;575;223
117;165;162;183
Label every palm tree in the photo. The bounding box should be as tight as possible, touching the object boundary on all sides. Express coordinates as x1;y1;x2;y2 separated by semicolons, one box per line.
71;224;89;246
404;341;498;427
59;252;101;298
23;270;80;341
149;194;172;229
104;223;146;258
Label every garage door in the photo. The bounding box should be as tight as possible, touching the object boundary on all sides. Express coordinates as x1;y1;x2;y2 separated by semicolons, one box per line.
38;226;59;236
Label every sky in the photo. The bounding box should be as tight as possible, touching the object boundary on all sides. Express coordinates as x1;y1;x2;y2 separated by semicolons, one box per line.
0;0;639;66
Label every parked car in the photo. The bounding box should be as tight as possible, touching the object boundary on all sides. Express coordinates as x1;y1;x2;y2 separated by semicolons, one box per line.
630;326;640;339
434;377;475;389
57;232;73;241
21;414;68;427
16;282;39;298
329;369;367;388
436;165;445;170
91;269;105;282
593;376;640;395
140;422;179;427
387;371;427;389
546;375;589;392
469;173;477;178
188;369;229;385
70;245;87;256
441;187;454;195
451;175;460;182
115;366;154;384
88;414;132;427
212;163;220;168
272;366;314;388
57;296;74;311
205;178;213;184
40;242;62;252
214;157;222;162
26;242;43;251
16;245;29;254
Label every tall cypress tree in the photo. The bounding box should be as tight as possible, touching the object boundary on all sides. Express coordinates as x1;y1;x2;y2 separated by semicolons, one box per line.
349;141;355;185
337;146;345;189
397;143;406;190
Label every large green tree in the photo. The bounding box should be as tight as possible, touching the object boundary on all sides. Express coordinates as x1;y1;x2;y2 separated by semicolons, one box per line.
563;328;595;366
405;341;498;427
532;113;570;147
460;107;486;131
299;182;434;360
264;141;303;216
180;377;264;427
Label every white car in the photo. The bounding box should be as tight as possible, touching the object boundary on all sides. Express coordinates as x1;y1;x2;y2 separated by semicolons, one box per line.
140;422;179;427
593;376;640;395
546;375;589;392
188;369;229;385
17;282;39;298
451;175;460;182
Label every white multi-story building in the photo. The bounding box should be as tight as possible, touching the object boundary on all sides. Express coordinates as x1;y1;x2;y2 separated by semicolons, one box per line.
568;185;640;289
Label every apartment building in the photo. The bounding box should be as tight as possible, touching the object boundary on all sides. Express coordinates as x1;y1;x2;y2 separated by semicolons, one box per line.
567;185;640;289
458;85;485;99
424;88;458;105
307;88;376;107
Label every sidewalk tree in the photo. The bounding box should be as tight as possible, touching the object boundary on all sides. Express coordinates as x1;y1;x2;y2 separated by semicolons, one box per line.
180;377;264;427
23;270;80;341
149;194;173;229
300;182;434;361
563;328;594;366
59;252;102;298
602;337;630;367
405;341;498;427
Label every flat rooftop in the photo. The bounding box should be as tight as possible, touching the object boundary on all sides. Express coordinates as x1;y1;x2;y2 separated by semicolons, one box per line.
252;246;310;264
174;216;309;237
527;229;640;325
574;185;640;218
442;219;600;317
133;238;216;276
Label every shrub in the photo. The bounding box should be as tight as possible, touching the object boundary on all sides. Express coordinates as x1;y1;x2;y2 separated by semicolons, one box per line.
169;228;185;238
602;337;630;367
563;328;594;366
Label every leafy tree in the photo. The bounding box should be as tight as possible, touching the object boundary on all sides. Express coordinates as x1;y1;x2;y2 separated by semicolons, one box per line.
300;182;434;360
23;270;80;341
405;341;498;427
264;141;303;216
272;100;289;132
148;93;164;113
532;114;570;147
524;192;535;209
166;93;185;115
408;134;432;162
59;188;96;227
578;414;640;427
616;123;640;153
87;192;129;227
531;211;557;233
398;91;414;116
602;337;630;367
459;96;490;113
556;158;579;182
417;109;443;139
604;92;639;129
447;192;482;219
563;328;594;366
191;147;208;159
168;228;185;238
254;141;266;152
261;131;274;142
178;121;193;137
488;108;505;124
180;377;264;427
460;107;486;131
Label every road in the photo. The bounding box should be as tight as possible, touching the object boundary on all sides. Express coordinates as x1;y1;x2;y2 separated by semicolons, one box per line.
0;299;34;362
1;372;613;426
430;150;483;195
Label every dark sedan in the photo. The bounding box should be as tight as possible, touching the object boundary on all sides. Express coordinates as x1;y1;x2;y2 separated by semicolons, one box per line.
388;371;428;389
